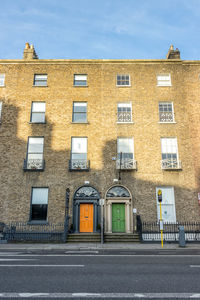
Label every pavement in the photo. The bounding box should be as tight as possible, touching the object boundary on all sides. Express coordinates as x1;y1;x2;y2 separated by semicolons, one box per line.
0;242;199;250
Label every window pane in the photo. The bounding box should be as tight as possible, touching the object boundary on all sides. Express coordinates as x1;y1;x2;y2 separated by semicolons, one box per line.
72;138;87;153
28;138;44;153
73;102;87;112
32;102;46;112
32;205;47;220
118;138;134;153
0;102;2;120
31;112;45;123
32;188;48;204
0;74;5;86
73;113;87;122
74;75;87;81
35;75;47;80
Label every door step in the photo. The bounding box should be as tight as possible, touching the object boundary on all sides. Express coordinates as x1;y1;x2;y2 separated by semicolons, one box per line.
67;233;101;243
104;233;140;243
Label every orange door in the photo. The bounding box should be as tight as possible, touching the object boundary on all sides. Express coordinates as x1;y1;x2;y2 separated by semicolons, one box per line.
80;204;93;232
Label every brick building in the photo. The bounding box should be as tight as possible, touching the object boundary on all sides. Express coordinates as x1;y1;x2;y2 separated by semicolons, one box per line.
0;43;199;239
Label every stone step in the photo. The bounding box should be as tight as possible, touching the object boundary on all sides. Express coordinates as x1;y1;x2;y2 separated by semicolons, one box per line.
67;233;101;243
104;233;140;243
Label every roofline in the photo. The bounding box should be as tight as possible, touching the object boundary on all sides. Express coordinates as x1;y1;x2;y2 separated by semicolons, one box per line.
0;59;199;65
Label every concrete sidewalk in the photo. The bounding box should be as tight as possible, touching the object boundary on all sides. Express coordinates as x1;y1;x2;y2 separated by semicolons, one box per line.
0;242;199;250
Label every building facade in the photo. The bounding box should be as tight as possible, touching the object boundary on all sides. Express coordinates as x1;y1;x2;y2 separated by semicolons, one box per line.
0;43;200;236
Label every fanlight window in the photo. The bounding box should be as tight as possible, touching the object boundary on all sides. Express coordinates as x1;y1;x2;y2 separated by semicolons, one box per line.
106;186;130;198
74;186;99;199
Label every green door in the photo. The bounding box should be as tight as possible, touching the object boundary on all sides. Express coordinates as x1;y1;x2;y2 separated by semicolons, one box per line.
112;203;125;232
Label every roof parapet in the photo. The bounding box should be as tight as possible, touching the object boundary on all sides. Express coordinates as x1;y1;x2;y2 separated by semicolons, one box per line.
166;45;180;59
23;43;38;60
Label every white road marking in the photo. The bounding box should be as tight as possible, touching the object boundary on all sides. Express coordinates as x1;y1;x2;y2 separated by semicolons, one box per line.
190;265;200;268
65;251;99;254
0;264;84;267
0;252;22;255
1;292;200;298
0;254;200;257
0;259;36;261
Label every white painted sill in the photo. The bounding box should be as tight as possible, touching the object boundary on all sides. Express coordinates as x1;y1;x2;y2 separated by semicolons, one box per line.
117;122;134;124
158;122;177;124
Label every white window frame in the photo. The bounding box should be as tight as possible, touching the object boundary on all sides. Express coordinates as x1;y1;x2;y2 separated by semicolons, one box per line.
0;74;5;87
161;137;181;169
117;137;136;169
31;102;46;123
31;187;49;221
74;74;87;86
158;102;175;123
157;74;171;86
72;102;87;123
26;137;44;170
0;102;2;123
117;102;133;123
116;74;131;87
33;74;47;86
156;187;176;223
71;137;88;170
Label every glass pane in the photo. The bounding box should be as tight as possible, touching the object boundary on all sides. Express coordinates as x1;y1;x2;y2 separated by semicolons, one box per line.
72;138;87;153
106;186;130;197
75;186;99;198
31;113;45;123
31;204;47;220
118;138;134;153
32;188;48;204
74;80;87;86
28;138;44;153
34;81;47;86
74;75;87;81
28;153;43;160
73;113;87;122
72;153;87;160
73;103;87;112
32;102;46;112
35;75;47;80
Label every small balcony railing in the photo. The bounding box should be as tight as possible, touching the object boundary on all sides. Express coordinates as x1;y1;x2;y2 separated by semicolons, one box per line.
116;158;137;170
23;158;45;171
69;159;90;171
159;112;174;122
161;159;182;170
117;112;132;123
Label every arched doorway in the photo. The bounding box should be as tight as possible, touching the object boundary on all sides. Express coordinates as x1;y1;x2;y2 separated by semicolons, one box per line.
105;185;132;233
73;186;100;233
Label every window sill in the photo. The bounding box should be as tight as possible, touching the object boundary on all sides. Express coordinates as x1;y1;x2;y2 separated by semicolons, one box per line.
117;121;134;124
29;122;46;124
158;122;176;124
0;85;5;88
157;84;172;87
32;85;48;87
73;85;88;87
71;122;89;124
116;85;131;87
27;221;48;225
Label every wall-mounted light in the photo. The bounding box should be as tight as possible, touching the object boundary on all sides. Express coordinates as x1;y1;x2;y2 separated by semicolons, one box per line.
84;181;90;185
113;179;118;183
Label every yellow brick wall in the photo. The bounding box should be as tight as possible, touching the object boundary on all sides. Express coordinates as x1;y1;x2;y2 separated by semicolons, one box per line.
0;59;199;223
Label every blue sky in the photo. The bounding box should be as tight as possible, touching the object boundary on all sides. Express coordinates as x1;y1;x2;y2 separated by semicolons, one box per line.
0;0;200;60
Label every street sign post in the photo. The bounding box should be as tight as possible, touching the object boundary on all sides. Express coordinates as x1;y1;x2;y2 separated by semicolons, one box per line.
157;189;163;248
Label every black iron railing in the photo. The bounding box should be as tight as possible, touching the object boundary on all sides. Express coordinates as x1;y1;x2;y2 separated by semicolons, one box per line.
138;221;200;242
3;222;65;242
23;158;45;171
69;159;90;171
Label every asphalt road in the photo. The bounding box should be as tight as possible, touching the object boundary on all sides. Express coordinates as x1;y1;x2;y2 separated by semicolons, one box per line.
0;249;200;299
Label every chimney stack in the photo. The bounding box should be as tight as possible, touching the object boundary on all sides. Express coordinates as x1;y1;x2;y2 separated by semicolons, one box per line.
23;43;38;60
166;45;180;59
